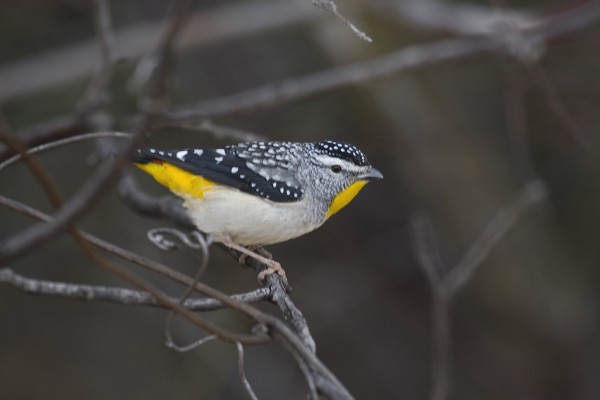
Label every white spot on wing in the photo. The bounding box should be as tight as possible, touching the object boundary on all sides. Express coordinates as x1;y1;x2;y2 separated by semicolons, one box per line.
194;149;203;156
216;149;226;156
215;156;223;163
231;167;239;174
176;150;186;161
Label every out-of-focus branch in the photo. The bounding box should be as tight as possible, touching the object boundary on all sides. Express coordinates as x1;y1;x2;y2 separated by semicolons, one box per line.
78;0;123;113
0;0;322;103
0;115;88;163
0;131;132;171
0;0;197;265
6;1;598;163
133;0;197;112
0;128;143;265
165;36;495;122
368;0;536;35
165;0;600;123
412;180;547;400
445;181;547;294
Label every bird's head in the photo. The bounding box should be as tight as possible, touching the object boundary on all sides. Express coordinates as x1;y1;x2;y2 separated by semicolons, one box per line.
299;140;383;219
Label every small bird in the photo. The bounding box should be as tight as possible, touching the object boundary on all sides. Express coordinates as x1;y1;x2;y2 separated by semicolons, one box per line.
134;140;382;279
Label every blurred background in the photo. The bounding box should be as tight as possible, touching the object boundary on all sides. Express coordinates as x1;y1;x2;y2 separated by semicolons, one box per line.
1;0;600;399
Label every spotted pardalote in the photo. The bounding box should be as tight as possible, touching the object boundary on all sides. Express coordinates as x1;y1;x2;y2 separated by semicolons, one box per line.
134;140;382;246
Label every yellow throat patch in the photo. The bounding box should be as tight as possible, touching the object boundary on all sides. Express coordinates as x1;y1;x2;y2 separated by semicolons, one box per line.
325;180;368;219
135;161;214;199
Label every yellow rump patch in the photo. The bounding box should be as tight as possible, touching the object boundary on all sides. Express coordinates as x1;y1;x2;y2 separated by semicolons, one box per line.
325;180;368;219
135;162;214;199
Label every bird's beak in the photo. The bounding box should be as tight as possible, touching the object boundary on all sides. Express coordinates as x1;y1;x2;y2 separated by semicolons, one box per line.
359;168;383;181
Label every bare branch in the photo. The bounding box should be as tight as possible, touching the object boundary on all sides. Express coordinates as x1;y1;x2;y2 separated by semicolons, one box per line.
412;180;548;400
446;181;547;294
165;36;495;123
147;227;212;252
0;124;64;209
133;0;197;111
312;0;372;43
0;268;270;311
368;0;536;36
0;115;88;163
78;0;122;112
236;342;260;400
0;130;143;265
411;212;445;289
117;172;194;229
0;131;132;172
182;120;267;142
164;0;600;123
167;335;217;352
0;194;352;397
0;0;322;103
164;226;213;354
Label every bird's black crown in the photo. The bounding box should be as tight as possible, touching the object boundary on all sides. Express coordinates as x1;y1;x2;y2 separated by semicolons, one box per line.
314;140;369;167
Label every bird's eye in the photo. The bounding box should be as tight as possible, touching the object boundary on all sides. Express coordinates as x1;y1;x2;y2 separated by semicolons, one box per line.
331;165;342;173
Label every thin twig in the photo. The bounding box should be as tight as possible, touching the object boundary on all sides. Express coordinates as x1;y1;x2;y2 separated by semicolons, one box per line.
0;124;64;209
0;131;132;172
312;0;372;43
0;115;88;163
167;335;217;352
164;229;212;351
236;342;260;400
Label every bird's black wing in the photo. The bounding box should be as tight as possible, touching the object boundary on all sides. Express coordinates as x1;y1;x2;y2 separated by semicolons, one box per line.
134;143;304;202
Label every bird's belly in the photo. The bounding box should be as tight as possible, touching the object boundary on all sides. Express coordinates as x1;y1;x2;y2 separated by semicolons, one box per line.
182;188;322;246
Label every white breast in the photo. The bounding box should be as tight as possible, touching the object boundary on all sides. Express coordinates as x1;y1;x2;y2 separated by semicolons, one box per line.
181;186;323;245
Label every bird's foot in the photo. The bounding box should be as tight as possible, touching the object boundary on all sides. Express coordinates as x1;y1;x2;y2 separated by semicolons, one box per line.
219;237;288;285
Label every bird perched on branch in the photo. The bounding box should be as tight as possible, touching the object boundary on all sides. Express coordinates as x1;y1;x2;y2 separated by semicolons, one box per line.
134;140;382;281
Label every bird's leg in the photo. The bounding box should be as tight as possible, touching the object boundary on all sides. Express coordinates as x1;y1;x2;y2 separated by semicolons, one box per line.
219;236;288;284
